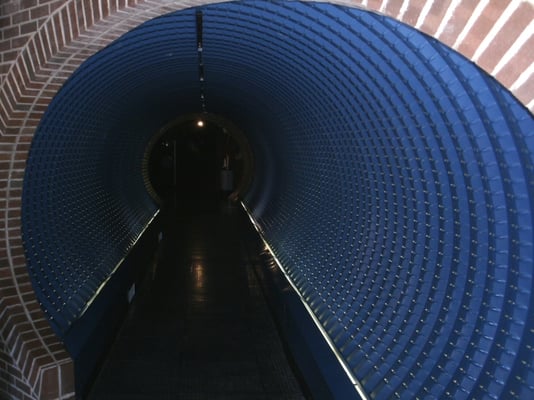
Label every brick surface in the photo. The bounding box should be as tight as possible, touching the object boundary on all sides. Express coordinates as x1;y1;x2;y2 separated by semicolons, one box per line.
0;1;532;399
402;1;424;26
60;362;75;396
1;3;22;16
457;0;512;58
0;340;34;398
12;11;30;25
38;367;59;399
419;1;451;36
496;35;534;88
3;26;21;39
22;0;39;7
477;2;532;72
30;5;50;20
21;21;38;35
514;74;534;110
0;16;10;29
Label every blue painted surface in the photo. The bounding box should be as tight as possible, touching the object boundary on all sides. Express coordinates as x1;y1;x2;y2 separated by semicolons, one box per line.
66;215;161;396
245;221;359;400
22;2;534;399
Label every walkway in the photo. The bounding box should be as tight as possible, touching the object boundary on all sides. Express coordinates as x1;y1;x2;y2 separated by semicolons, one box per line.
87;198;307;399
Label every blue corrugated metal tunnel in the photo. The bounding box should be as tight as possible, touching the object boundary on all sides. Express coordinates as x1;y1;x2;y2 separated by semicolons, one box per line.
21;1;534;399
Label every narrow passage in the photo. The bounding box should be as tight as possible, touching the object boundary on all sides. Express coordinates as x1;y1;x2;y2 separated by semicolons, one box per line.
88;199;306;399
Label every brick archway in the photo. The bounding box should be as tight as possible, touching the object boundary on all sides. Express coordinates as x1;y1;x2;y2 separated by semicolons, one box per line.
0;1;532;398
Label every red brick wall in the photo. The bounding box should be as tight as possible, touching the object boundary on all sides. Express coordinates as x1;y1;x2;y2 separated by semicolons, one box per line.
0;1;66;80
0;1;532;399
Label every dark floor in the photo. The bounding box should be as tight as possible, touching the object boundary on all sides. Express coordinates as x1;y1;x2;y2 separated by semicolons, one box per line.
87;196;307;399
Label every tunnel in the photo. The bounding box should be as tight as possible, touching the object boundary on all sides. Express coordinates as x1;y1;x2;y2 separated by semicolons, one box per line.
146;113;253;203
1;0;533;399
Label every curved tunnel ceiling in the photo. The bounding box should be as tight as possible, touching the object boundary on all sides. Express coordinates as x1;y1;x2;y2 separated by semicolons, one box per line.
22;1;534;399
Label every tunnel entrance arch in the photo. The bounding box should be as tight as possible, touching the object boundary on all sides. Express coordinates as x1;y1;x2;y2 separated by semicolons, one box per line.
0;1;533;399
144;113;254;205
